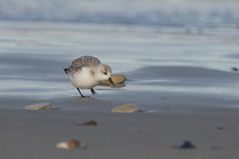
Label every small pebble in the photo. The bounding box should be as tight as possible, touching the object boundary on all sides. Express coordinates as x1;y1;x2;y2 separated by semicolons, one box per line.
56;139;87;150
217;126;224;130
78;120;98;126
174;140;196;149
111;103;140;113
25;102;52;110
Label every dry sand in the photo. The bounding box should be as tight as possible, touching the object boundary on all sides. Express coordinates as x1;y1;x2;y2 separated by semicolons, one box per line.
0;108;239;159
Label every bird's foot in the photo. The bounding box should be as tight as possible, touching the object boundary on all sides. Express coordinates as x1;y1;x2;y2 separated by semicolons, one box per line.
77;88;90;98
90;89;97;95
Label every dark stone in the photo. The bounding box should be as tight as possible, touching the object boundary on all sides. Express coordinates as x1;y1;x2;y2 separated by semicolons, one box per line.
78;120;98;126
174;140;196;149
217;126;224;130
231;67;238;72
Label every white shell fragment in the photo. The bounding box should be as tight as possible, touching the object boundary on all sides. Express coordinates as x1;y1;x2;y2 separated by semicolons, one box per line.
56;139;87;150
25;102;52;110
56;142;71;149
111;103;140;113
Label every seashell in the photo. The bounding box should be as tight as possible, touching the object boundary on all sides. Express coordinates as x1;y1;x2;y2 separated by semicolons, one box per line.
111;103;140;113
100;74;127;87
25;102;52;110
56;139;87;150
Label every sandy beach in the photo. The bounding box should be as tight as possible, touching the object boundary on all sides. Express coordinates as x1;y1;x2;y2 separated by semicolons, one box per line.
1;108;239;159
0;20;239;159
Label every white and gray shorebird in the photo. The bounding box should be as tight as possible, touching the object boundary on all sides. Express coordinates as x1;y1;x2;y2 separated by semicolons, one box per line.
64;56;115;97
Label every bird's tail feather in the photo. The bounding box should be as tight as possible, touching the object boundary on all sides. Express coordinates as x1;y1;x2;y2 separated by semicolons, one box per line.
63;68;69;74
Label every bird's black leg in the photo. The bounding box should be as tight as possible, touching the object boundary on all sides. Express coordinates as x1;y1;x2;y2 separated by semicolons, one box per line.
90;88;97;95
77;88;86;98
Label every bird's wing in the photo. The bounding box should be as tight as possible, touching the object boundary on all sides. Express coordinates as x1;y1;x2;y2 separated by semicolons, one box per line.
72;56;101;68
67;56;101;74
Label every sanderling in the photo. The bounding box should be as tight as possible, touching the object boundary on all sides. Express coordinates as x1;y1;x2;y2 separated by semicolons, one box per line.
64;56;115;97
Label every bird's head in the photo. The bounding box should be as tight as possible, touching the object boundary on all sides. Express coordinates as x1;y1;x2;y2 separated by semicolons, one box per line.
96;64;115;87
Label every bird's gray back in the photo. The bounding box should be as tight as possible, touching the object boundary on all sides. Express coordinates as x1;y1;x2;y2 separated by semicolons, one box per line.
67;56;101;74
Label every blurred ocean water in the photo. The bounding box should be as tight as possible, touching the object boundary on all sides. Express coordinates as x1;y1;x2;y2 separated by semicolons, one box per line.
0;0;239;28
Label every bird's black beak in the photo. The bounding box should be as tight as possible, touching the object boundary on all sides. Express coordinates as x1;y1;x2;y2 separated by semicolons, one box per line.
108;77;115;87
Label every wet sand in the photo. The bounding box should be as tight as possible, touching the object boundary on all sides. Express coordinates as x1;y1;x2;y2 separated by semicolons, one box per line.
1;108;239;159
1;65;239;112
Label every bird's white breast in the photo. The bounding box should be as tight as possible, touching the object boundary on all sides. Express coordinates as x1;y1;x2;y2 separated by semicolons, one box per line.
69;67;98;89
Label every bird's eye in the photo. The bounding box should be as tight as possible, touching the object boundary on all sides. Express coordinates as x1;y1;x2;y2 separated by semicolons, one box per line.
103;72;107;75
